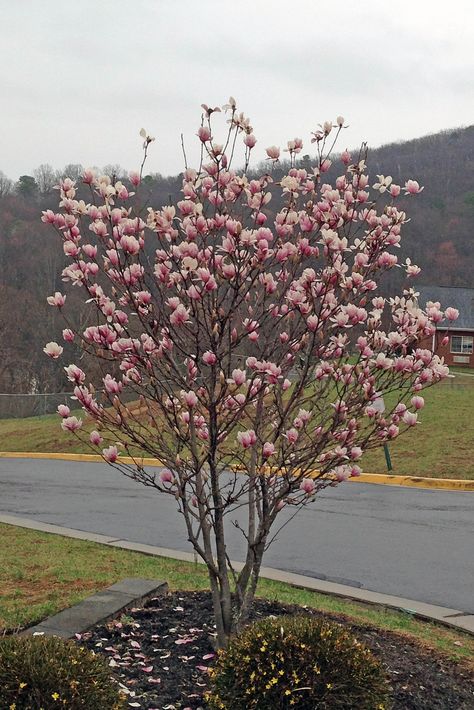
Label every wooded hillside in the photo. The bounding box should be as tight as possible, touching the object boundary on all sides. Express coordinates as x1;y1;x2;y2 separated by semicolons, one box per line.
0;124;473;394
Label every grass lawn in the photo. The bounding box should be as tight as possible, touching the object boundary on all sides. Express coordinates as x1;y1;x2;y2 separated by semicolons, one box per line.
0;375;473;478
361;376;474;479
0;411;94;455
1;522;473;667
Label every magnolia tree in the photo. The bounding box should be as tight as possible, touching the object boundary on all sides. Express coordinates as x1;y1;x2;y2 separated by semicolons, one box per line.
43;98;456;648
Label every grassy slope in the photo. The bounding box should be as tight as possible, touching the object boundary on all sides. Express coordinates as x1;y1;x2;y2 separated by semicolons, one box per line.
1;523;473;666
361;377;474;479
0;411;93;454
0;377;473;478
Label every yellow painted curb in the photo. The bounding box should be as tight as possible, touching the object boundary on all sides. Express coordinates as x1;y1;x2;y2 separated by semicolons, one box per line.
349;472;474;491
0;451;163;468
0;451;473;490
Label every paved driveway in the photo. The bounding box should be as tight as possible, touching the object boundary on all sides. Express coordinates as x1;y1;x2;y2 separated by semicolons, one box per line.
1;457;473;612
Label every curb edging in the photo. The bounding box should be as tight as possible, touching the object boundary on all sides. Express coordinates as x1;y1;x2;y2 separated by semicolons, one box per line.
1;451;473;490
2;514;473;637
22;577;168;639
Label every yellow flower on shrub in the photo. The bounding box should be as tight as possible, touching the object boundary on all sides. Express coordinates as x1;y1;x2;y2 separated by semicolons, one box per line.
206;614;390;709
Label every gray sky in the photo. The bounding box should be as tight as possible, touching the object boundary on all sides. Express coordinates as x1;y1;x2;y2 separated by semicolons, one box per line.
2;0;474;180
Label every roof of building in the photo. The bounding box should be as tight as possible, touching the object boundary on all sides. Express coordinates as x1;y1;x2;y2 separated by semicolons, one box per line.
417;285;474;330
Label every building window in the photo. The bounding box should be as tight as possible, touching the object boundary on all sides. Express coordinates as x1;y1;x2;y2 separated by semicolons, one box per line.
451;335;473;354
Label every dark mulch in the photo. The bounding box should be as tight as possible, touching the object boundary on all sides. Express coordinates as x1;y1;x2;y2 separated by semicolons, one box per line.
78;590;474;709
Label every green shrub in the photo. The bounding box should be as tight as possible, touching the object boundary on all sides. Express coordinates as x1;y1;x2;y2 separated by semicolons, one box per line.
0;635;124;709
206;615;390;709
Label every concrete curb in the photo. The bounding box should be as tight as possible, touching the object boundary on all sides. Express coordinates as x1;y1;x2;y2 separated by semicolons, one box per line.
1;451;473;491
349;472;474;491
2;513;473;637
0;451;160;467
23;578;168;639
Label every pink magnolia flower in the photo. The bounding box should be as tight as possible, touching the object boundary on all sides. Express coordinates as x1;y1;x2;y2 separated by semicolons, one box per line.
90;430;103;445
334;465;351;482
129;171;141;187
202;351;217;365
244;133;257;148
64;364;86;384
230;368;246;386
411;396;425;410
266;145;280;160
237;429;257;449
160;469;174;484
402;411;418;427
349;446;363;460
41;209;57;224
167;297;180;310
82;168;95;185
43;342;63;359
170;303;190;326
222;262;236;279
404;180;424;195
341;149;351;165
197;126;212;142
387;424;399;439
47;292;66;307
187;285;201;300
102;445;119;463
103;374;122;395
183;390;198;408
285;428;299;444
373;174;392;193
61;416;82;432
197;426;209;440
445;307;459;321
120;235;140;255
62;328;74;342
57;404;70;418
300;478;315;495
405;258;421;277
263;442;275;458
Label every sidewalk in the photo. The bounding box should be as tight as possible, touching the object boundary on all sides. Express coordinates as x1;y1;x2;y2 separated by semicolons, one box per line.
2;512;473;636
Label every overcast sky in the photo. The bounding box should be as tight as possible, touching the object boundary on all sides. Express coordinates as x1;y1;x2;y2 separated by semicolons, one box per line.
2;0;474;180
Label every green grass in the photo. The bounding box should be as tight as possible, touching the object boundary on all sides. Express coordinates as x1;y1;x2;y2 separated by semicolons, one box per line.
361;377;474;479
1;523;473;667
0;411;94;455
1;376;474;478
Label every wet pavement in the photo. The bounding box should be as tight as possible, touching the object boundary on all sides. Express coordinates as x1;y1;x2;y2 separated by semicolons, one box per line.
1;457;473;612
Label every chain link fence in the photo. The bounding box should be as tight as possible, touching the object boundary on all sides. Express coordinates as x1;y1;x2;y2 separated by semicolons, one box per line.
0;389;141;419
0;392;75;419
0;371;472;419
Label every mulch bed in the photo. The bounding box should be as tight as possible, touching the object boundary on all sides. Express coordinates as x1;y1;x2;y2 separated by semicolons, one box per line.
78;590;474;709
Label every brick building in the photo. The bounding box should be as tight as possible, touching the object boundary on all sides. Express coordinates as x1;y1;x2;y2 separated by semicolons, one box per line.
417;285;474;367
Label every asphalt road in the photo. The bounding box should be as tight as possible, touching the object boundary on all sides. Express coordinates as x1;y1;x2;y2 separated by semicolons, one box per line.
1;457;473;613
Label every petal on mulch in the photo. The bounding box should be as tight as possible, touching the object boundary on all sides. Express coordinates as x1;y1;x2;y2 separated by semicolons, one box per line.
78;590;474;710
